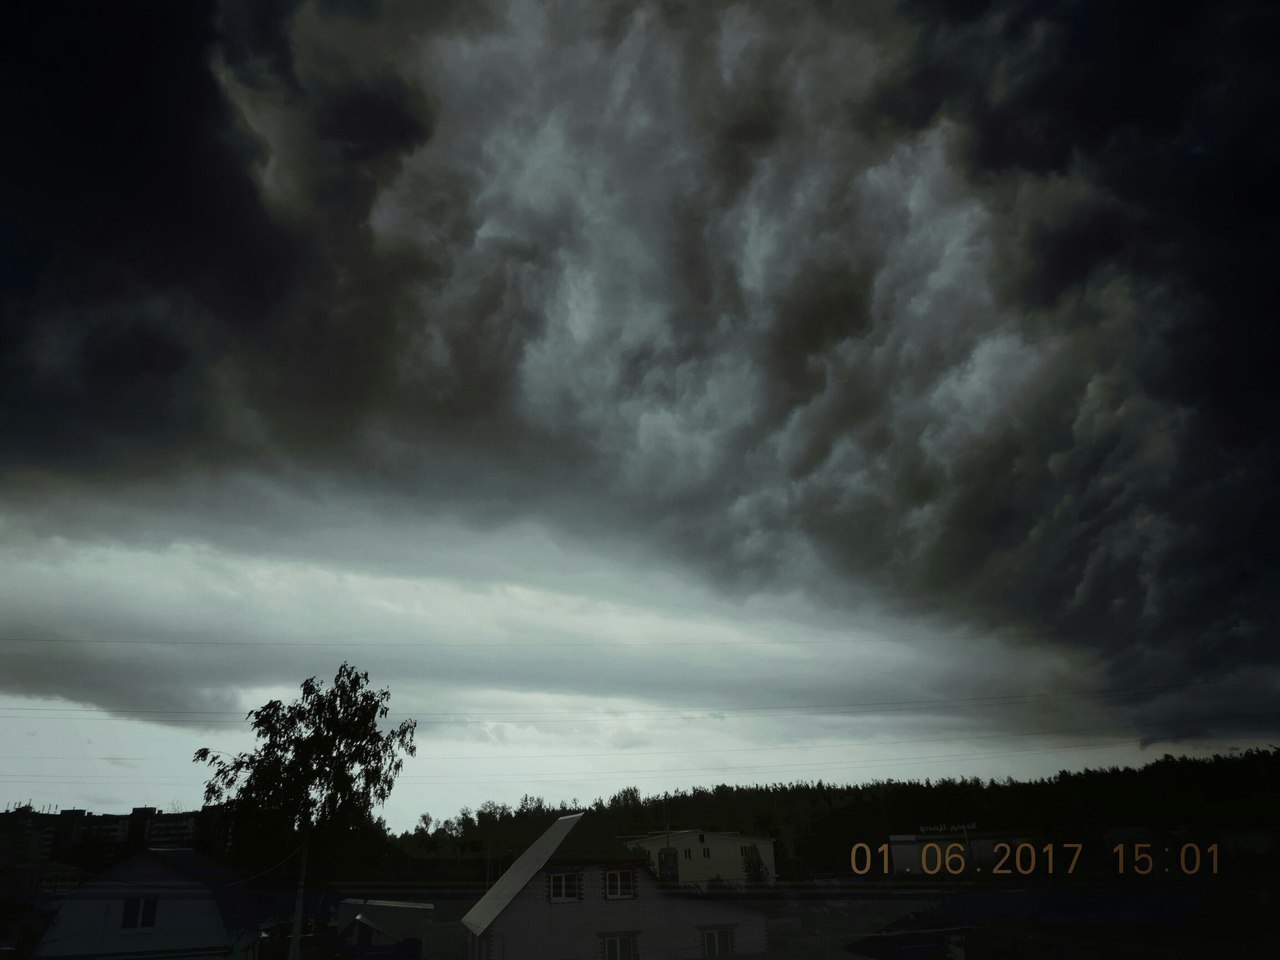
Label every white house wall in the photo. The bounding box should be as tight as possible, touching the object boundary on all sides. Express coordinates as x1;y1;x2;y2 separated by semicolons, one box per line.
482;866;768;960
36;866;232;960
630;833;777;889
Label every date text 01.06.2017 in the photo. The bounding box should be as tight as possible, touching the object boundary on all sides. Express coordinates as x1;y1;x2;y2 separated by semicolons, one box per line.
851;841;1221;877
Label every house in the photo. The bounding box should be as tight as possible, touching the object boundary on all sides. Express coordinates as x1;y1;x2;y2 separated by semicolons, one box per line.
623;830;776;891
461;813;769;959
334;898;433;960
34;848;263;960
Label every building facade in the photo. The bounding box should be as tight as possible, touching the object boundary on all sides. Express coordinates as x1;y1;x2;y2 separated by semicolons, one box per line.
625;830;776;891
463;814;769;959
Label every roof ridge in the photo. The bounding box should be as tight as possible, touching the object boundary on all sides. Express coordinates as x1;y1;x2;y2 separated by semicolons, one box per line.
460;812;585;937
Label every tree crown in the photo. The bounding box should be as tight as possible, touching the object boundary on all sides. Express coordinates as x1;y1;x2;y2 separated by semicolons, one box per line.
194;662;416;835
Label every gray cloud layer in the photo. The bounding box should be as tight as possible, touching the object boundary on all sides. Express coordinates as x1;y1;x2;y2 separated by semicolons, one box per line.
3;0;1278;746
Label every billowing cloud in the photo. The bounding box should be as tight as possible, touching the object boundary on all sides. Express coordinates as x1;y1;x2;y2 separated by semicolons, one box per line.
3;0;1277;819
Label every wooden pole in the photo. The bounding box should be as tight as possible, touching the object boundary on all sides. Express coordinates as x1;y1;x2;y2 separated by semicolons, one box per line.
287;841;309;960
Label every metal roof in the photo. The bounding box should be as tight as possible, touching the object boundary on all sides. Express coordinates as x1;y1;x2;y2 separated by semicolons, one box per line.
460;812;584;937
336;899;434;943
629;829;773;843
338;899;433;911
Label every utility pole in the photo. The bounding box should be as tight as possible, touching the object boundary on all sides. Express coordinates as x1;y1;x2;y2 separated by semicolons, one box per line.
664;794;670;850
287;839;309;960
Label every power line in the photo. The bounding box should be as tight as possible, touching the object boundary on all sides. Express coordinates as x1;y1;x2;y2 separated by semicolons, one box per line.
0;630;1162;648
0;756;155;762
392;708;1280;767
386;738;1264;787
0;679;1260;725
0;738;1214;793
0;703;1274;765
65;840;310;889
2;710;1273;787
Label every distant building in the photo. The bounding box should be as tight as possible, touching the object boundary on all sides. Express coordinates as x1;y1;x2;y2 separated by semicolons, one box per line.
625;829;777;890
462;813;770;960
73;814;130;849
0;806;57;863
146;813;198;848
888;830;1039;877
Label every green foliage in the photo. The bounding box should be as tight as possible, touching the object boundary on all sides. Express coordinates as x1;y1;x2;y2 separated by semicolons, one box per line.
193;662;416;840
742;843;769;884
398;748;1280;879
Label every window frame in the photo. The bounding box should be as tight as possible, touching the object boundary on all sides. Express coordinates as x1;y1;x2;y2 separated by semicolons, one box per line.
600;931;638;960
701;927;733;957
548;871;580;902
604;869;635;899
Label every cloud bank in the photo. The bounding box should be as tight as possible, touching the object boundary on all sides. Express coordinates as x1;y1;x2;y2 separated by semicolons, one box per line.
4;0;1278;776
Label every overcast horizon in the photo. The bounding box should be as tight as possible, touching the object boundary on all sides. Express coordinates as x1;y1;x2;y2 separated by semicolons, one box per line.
4;0;1278;834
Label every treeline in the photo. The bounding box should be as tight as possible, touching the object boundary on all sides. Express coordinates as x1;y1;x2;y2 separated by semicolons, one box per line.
392;748;1279;877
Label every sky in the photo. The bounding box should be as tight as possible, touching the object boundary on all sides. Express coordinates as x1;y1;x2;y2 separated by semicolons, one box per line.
3;0;1278;835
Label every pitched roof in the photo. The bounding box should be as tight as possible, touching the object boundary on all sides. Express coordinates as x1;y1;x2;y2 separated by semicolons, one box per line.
336;899;434;943
460;813;584;937
78;848;236;891
141;848;243;887
544;817;649;868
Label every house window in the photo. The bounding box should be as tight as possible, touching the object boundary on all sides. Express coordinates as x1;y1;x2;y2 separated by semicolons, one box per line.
549;872;579;901
605;870;634;898
702;928;733;957
740;846;749;857
602;933;637;960
703;848;711;859
698;834;705;844
121;898;157;929
683;848;691;859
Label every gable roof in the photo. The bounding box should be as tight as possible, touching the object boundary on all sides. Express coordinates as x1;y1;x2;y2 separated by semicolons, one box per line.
460;813;584;937
544;818;649;868
336;899;434;943
73;848;230;892
139;848;243;887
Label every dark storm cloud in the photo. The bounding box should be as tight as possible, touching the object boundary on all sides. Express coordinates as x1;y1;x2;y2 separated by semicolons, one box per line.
3;0;1277;740
216;0;305;91
842;0;1280;694
497;0;1277;718
879;0;1280;429
3;1;298;470
3;0;489;474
